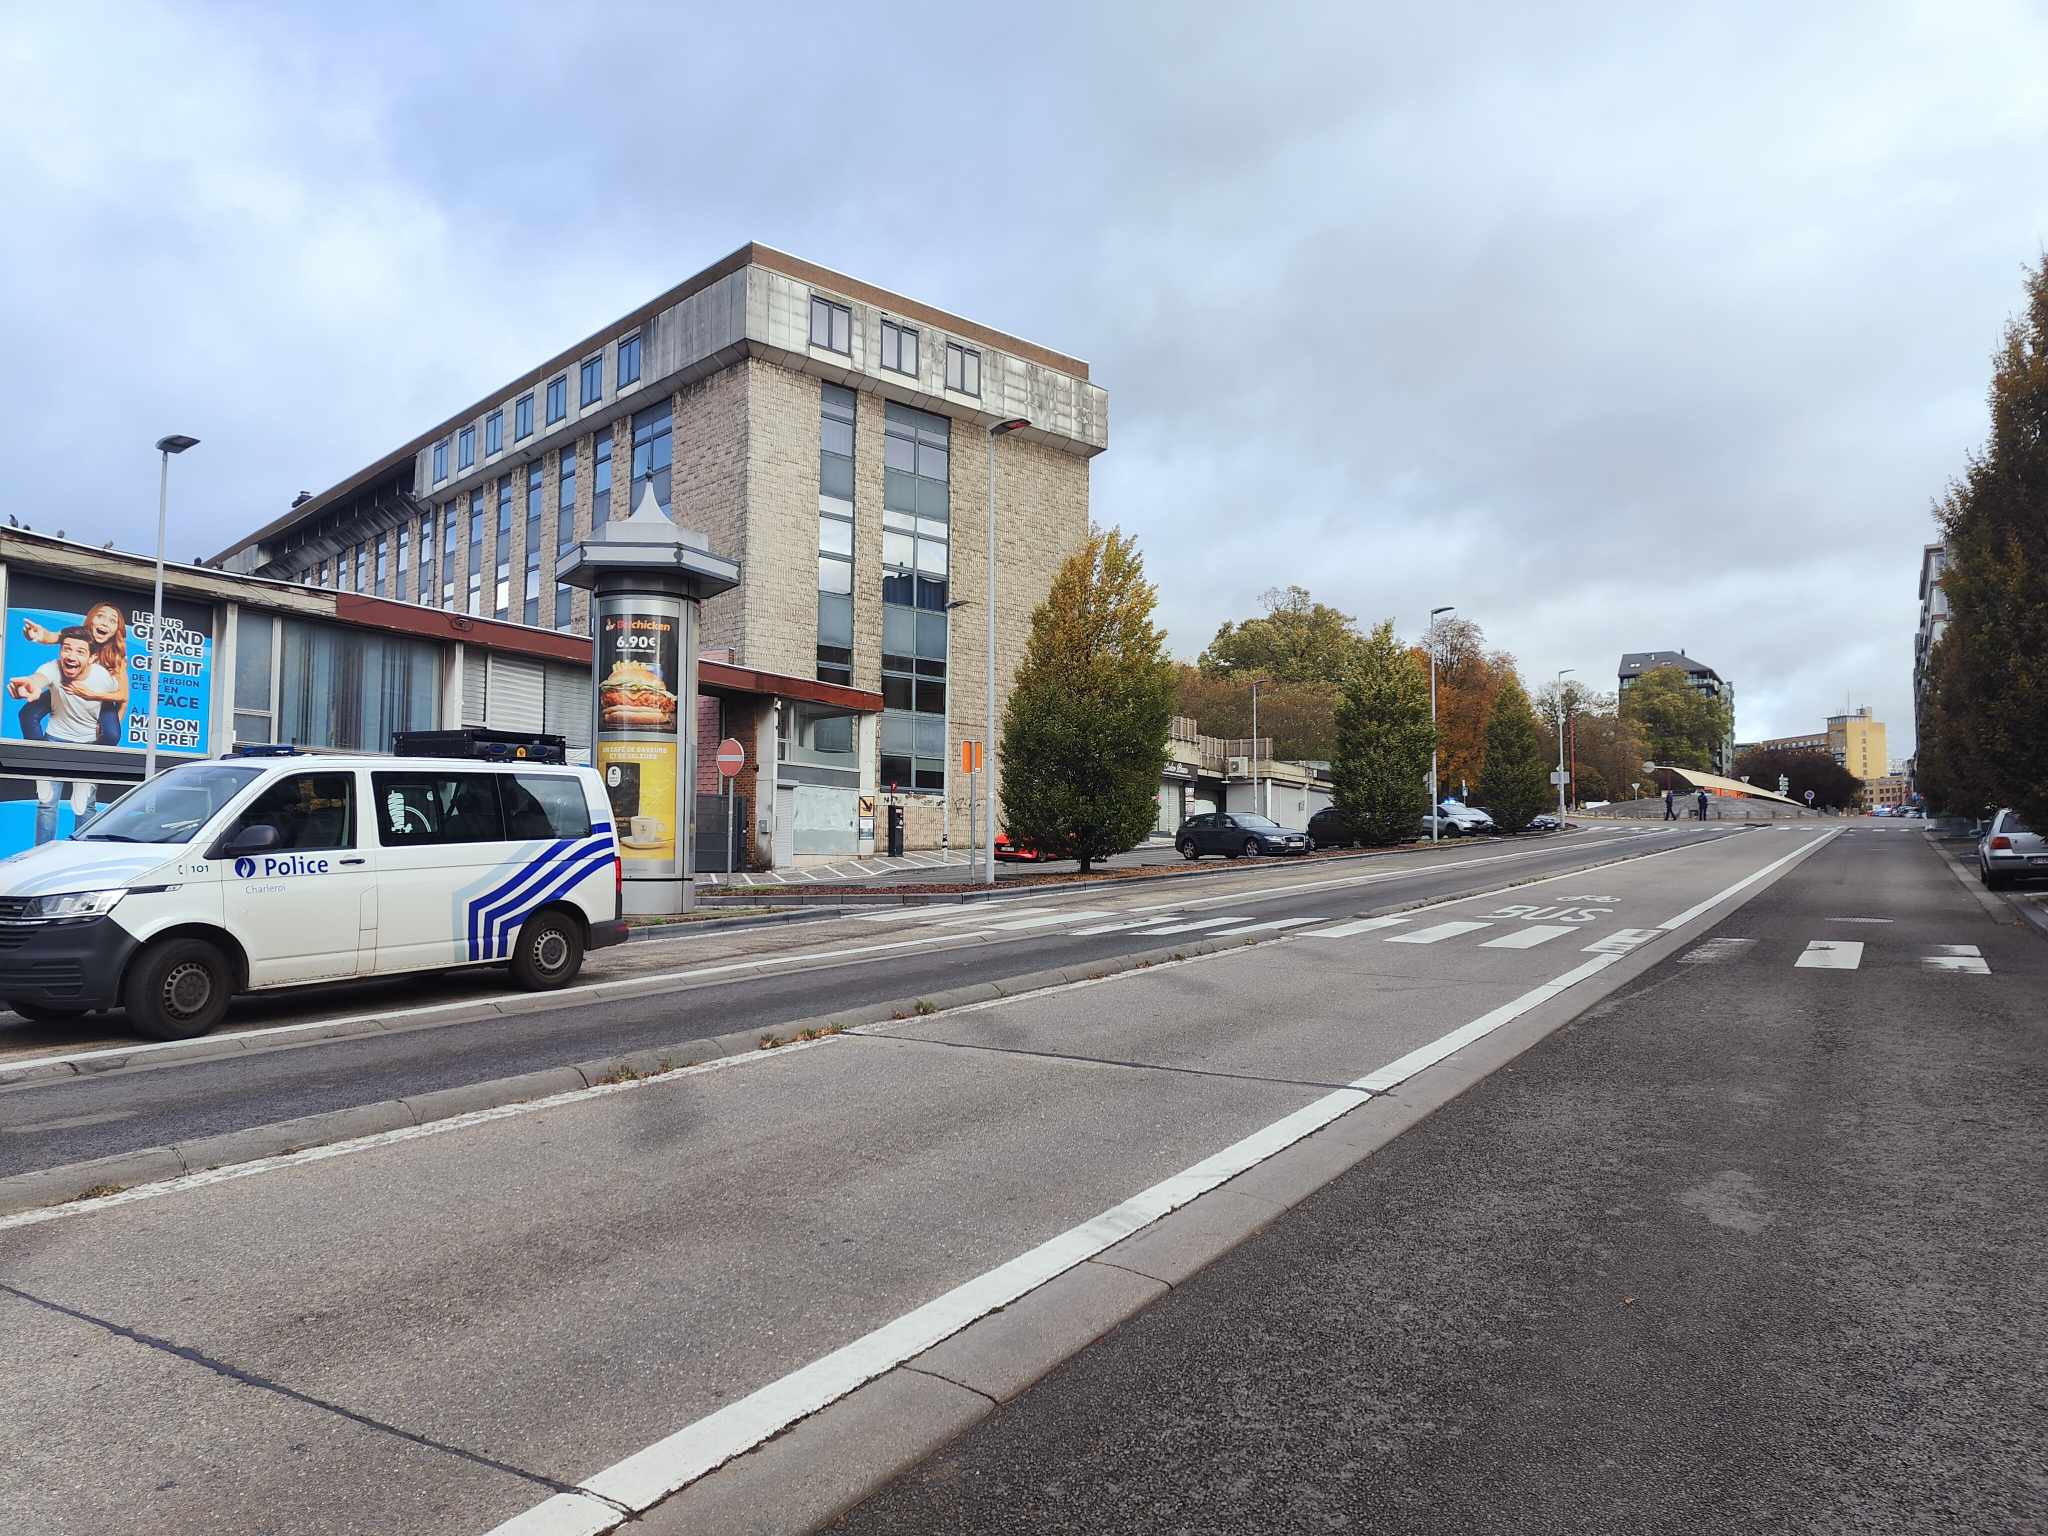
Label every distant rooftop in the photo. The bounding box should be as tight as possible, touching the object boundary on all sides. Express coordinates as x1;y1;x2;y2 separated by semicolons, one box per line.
1618;650;1724;680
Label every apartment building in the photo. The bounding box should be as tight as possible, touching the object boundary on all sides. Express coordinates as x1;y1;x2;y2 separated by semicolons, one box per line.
213;244;1108;853
1617;649;1736;774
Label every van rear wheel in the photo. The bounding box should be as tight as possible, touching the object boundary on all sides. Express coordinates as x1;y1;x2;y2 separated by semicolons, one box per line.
511;909;585;991
124;937;231;1041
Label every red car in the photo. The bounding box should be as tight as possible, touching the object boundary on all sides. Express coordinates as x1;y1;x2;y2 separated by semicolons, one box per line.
994;831;1044;862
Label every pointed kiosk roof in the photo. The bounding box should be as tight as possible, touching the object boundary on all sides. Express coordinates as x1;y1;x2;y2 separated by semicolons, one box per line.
554;484;740;601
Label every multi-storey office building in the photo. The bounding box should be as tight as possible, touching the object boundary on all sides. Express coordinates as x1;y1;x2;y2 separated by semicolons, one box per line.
214;245;1108;855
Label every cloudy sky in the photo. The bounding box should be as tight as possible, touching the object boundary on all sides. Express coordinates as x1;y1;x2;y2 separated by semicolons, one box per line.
7;1;2045;753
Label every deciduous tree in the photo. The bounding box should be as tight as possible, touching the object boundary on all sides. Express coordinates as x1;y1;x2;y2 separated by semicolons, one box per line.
1729;746;1861;810
1331;621;1434;845
1172;665;1339;760
1198;586;1367;683
1618;665;1732;771
1000;528;1175;873
1411;616;1516;794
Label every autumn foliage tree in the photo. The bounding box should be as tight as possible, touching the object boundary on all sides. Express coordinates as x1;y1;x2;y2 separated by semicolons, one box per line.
1000;528;1175;873
1475;677;1551;830
1411;616;1515;795
1927;255;2048;825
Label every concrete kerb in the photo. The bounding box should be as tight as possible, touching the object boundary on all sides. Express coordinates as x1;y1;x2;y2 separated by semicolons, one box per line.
1927;835;2048;936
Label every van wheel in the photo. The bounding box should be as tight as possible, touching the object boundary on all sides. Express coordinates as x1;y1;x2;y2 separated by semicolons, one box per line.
511;909;585;990
124;937;231;1041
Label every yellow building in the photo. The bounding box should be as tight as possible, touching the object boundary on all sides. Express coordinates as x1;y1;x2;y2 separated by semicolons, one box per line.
1828;708;1887;782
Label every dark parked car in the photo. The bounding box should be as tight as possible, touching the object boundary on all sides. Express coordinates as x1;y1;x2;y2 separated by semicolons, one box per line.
1307;806;1353;849
1177;812;1309;859
1524;813;1563;833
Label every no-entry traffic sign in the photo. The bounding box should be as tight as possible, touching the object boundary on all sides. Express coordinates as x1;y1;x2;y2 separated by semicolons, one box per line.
717;737;745;778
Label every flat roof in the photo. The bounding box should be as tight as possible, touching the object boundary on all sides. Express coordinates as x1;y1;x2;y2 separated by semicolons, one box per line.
214;243;1089;565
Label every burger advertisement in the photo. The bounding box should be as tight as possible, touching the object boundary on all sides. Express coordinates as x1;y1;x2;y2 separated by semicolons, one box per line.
597;610;680;732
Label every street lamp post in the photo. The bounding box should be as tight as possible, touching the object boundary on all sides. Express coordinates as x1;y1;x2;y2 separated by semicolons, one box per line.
982;417;1029;887
146;435;200;781
1250;677;1261;819
1555;668;1574;827
1428;606;1453;841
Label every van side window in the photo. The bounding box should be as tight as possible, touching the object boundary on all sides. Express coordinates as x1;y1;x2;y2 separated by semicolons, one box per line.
226;773;356;852
503;775;592;840
370;772;509;846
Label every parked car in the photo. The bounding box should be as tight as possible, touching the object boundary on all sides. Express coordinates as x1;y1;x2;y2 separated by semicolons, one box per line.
1978;808;2048;889
993;831;1043;862
1177;812;1309;859
1437;800;1496;834
1306;806;1353;849
1524;813;1563;833
1419;810;1466;838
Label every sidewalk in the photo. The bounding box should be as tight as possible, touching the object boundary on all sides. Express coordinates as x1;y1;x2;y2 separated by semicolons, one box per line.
700;838;1186;888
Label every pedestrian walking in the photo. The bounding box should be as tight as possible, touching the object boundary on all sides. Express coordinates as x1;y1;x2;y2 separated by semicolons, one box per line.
1696;788;1710;821
1664;788;1677;821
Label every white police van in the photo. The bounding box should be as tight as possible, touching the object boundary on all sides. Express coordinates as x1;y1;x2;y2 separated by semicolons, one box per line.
0;731;625;1040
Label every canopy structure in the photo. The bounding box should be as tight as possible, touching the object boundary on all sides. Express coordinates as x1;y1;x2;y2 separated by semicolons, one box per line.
1650;765;1804;807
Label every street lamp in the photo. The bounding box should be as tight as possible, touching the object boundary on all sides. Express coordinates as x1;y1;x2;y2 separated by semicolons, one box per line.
1250;677;1261;819
983;417;1030;886
1428;606;1453;841
146;435;200;781
1555;668;1574;827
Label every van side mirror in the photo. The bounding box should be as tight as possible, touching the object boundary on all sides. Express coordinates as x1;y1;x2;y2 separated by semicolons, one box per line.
221;824;280;856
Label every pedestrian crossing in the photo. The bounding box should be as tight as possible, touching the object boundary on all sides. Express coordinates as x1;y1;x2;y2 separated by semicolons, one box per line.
1679;937;1995;973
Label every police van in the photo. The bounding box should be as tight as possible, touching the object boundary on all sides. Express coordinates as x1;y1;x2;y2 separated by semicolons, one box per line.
0;731;626;1040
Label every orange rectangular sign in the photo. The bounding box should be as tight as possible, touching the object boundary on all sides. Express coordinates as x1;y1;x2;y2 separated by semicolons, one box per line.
961;739;983;774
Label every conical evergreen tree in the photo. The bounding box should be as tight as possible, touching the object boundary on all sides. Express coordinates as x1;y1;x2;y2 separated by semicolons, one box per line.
1331;621;1434;845
1476;676;1550;832
1000;528;1174;872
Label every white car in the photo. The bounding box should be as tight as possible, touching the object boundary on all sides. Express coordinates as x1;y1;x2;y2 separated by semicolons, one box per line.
0;741;625;1040
1979;809;2047;890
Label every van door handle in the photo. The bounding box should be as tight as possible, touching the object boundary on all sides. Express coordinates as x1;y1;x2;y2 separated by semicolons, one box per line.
339;857;367;866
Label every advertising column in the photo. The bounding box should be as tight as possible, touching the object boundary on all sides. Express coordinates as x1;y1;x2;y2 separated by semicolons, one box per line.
593;594;697;913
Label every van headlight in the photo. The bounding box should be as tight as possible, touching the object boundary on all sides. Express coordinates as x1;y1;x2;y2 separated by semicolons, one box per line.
21;889;126;921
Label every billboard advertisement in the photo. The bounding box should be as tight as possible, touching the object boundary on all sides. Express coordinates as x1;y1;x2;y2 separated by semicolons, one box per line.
2;573;215;757
594;598;686;875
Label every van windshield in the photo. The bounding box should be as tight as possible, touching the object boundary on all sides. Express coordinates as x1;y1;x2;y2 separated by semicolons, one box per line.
76;764;265;845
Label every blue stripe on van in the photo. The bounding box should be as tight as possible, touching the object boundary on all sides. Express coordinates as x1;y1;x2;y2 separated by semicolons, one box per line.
463;839;573;962
485;843;617;959
467;833;615;961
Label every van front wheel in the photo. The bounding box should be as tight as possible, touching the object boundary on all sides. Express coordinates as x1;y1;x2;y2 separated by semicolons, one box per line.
511;909;585;991
124;937;231;1041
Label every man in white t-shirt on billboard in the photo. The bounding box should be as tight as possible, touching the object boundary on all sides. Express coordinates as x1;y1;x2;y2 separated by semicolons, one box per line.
8;627;112;844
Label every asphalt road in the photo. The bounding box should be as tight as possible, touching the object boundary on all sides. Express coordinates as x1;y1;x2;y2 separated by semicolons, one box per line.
827;824;2048;1536
0;826;1722;1177
0;823;1802;1536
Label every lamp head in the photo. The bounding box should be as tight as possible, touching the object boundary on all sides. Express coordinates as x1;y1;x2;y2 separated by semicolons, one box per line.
155;435;199;455
990;418;1029;437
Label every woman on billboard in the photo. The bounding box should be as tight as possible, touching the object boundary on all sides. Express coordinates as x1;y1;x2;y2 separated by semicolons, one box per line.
16;601;130;746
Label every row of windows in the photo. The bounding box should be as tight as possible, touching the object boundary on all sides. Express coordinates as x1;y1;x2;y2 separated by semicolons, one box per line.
228;770;590;855
818;384;856;687
809;297;985;400
430;333;645;486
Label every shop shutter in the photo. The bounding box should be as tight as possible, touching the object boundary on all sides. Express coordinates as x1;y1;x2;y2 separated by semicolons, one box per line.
486;653;545;732
461;649;487;726
542;662;591;755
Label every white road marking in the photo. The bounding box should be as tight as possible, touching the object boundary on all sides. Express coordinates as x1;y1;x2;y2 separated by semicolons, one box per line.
1385;920;1492;945
1066;917;1184;936
1679;937;1757;965
1931;943;1982;955
1;1108;137;1135
1923;954;1990;973
1657;829;1842;931
1582;928;1661;955
1210;917;1320;937
1141;915;1269;936
483;948;1633;1536
1828;917;1894;924
1302;916;1412;938
1795;940;1863;970
978;910;1111;933
1479;925;1578;949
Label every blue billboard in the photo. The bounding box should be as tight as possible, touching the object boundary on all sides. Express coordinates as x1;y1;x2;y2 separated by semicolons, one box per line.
2;573;215;758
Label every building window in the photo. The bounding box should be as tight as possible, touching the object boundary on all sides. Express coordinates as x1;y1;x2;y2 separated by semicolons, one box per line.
593;434;612;532
810;296;851;354
580;354;603;408
432;439;448;483
485;410;503;457
468;569;482;617
557;446;578;553
945;342;981;397
396;526;409;587
497;476;513;539
880;319;918;376
546;375;567;425
443;504;458;557
630;399;672;515
818;383;856;686
375;535;389;597
555;583;576;633
337;549;353;593
416;520;432;607
458;426;475;471
515;393;534;441
617;332;642;389
356;545;369;594
495;478;513;620
278;618;439;752
468;490;484;606
880;401;949;793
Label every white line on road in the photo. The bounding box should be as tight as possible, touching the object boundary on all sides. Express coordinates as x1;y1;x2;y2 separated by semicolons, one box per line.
1302;916;1412;939
1657;829;1842;931
1582;928;1661;955
1385;920;1492;945
1210;917;1321;937
1678;937;1757;965
1923;954;1991;973
1479;925;1578;949
1140;915;1268;936
1795;940;1863;970
977;910;1111;933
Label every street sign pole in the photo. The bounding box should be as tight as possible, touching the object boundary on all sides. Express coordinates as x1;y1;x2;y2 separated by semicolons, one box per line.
717;736;746;872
